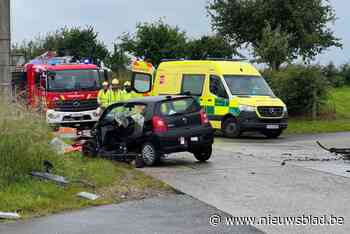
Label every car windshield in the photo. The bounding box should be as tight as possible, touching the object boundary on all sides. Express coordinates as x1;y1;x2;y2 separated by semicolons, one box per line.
47;69;101;92
223;75;275;97
160;98;200;116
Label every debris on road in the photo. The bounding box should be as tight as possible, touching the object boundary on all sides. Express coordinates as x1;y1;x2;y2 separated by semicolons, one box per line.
0;212;21;220
77;192;100;201
317;141;350;160
30;172;69;186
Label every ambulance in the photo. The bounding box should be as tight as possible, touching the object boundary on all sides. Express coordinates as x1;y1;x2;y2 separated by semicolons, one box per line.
131;59;288;138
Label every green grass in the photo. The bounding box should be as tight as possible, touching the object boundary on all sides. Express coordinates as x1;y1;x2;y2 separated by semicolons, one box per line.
0;103;173;219
286;86;350;134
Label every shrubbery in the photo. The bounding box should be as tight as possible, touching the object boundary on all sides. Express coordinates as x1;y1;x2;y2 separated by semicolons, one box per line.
263;65;329;116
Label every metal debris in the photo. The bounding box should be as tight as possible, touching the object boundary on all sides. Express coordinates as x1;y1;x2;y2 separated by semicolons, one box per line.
77;192;100;201
30;172;69;186
0;212;21;220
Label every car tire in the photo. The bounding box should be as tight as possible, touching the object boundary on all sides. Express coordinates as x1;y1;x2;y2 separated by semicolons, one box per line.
222;118;241;138
82;139;98;158
194;147;212;162
141;142;160;166
263;130;283;139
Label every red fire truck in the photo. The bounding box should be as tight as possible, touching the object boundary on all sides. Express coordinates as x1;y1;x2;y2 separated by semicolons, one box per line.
12;52;108;128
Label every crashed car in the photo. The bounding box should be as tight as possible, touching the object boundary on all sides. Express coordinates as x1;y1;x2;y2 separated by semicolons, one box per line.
82;96;214;166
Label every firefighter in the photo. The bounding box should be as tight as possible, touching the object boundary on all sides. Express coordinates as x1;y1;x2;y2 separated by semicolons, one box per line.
110;78;122;105
121;81;140;101
97;81;111;110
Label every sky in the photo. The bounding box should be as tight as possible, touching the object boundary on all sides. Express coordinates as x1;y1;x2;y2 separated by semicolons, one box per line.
11;0;349;65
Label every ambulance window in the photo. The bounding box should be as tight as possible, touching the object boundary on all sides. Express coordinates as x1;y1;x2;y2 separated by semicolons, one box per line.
182;74;205;96
210;75;228;98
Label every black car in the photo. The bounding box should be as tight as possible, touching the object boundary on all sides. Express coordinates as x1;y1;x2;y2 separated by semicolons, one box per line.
82;95;214;166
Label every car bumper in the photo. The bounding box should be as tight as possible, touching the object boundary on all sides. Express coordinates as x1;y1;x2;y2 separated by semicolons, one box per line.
46;109;100;125
152;124;214;154
238;111;288;131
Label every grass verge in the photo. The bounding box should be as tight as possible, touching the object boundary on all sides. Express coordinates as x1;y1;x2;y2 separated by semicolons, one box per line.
0;103;173;219
285;86;350;135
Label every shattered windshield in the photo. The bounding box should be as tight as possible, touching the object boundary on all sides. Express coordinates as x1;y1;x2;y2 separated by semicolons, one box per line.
223;75;275;97
47;69;101;92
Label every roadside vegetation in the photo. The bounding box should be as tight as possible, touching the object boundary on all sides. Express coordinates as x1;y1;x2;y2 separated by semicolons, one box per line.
0;103;173;218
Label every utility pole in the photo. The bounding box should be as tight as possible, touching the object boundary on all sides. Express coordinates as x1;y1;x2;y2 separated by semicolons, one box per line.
0;0;11;97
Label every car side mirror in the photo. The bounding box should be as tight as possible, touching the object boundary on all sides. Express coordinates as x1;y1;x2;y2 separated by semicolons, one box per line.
132;72;152;93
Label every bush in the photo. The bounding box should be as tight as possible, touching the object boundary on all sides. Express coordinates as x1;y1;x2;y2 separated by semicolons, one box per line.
0;103;62;186
263;65;329;116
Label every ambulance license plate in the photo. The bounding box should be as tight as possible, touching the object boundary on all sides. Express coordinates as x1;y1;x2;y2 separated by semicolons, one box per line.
191;137;199;142
266;125;279;130
180;137;186;145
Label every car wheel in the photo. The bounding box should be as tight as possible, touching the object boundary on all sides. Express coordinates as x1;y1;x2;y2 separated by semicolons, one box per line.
141;143;160;166
263;130;283;139
82;139;98;158
222;118;241;138
194;147;212;162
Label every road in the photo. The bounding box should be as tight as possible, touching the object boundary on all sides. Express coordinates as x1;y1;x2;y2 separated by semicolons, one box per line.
141;132;350;234
0;195;263;234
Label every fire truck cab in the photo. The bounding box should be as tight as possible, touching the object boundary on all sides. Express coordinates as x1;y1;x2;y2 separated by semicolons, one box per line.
14;54;108;128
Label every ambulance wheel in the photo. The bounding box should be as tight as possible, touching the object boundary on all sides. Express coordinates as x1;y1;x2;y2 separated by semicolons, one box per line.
222;118;241;138
262;130;283;139
194;147;212;162
141;142;160;166
82;139;98;158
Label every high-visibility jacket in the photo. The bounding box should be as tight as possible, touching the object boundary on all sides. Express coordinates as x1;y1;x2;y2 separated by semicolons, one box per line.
121;90;141;102
110;89;122;104
97;89;111;108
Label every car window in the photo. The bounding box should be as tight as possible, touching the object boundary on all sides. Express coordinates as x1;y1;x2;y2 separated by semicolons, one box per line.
104;104;147;122
182;74;205;96
160;98;200;116
210;75;228;98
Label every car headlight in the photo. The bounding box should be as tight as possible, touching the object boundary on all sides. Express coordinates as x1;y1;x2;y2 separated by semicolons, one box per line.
239;105;256;112
283;106;288;113
47;112;60;119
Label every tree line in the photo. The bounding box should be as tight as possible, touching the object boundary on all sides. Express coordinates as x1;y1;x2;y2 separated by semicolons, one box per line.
13;0;342;72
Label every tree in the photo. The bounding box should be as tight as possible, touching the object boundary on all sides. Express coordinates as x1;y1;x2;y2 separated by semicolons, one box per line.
186;35;238;60
12;26;109;62
207;0;342;70
106;44;130;75
119;19;187;66
254;24;291;70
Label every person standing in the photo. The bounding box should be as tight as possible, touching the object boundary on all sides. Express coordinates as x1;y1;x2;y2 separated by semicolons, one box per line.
121;81;140;101
110;78;122;105
97;81;111;111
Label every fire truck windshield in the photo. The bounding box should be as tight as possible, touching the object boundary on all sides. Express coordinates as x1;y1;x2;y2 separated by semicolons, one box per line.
47;69;101;92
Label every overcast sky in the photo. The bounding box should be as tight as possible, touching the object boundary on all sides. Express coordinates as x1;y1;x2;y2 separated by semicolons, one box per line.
11;0;349;65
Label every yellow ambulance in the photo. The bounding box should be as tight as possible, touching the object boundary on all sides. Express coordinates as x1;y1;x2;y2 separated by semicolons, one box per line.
132;59;288;138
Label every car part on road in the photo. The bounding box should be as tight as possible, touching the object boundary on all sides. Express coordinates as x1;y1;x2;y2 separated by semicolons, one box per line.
77;192;100;201
0;212;21;220
317;141;350;160
31;172;69;186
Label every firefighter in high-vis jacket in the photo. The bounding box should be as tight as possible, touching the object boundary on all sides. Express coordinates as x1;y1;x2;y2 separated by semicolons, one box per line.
121;81;140;101
97;81;111;110
110;78;122;104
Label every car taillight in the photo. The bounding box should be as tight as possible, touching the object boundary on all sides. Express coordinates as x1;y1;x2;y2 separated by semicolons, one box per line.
200;109;209;125
152;116;168;133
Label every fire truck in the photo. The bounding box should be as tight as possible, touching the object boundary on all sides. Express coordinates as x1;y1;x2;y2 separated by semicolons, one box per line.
12;52;109;128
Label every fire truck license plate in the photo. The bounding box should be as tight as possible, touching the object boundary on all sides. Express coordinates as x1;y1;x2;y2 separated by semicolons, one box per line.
71;113;83;118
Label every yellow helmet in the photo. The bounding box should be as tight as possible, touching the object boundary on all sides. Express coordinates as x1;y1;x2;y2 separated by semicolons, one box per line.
124;81;131;86
112;78;119;85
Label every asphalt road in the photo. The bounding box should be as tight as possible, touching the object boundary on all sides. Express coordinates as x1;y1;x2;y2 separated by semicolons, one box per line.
0;195;263;234
141;132;350;234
